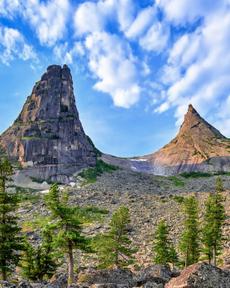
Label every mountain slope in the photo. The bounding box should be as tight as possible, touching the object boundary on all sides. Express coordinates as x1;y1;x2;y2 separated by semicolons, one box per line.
0;65;96;183
103;105;230;175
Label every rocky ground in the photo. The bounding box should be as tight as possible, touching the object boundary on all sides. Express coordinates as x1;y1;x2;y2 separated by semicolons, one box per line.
18;168;230;269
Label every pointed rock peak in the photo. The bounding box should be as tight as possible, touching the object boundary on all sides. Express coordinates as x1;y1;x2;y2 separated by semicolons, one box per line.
188;103;197;113
185;104;200;119
179;104;225;139
0;64;96;183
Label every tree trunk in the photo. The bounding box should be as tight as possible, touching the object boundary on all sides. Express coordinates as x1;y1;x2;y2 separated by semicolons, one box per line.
115;248;119;268
67;241;74;286
2;267;7;281
213;246;216;266
185;248;188;268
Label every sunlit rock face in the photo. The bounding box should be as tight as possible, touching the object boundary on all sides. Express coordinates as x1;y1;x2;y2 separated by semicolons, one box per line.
102;105;230;175
141;104;230;175
0;65;96;183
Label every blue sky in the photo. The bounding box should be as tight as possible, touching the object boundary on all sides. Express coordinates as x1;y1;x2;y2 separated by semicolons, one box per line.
0;0;230;157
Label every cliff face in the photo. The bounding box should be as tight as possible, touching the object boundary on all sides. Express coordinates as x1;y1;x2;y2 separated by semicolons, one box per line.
143;104;230;174
0;65;96;183
102;105;230;175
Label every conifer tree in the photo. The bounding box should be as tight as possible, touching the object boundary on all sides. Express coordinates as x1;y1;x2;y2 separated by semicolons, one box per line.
21;228;58;281
179;196;200;267
94;206;136;268
153;219;178;266
202;177;225;266
45;184;106;286
0;158;23;280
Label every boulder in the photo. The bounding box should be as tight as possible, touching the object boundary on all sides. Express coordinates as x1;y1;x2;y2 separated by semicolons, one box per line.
48;273;68;288
135;265;175;286
77;269;135;287
165;262;230;288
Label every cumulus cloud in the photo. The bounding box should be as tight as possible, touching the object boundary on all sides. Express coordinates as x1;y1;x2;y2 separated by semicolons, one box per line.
85;32;141;108
74;0;136;36
156;0;223;24
0;25;37;65
139;21;169;53
74;1;109;35
54;42;85;64
156;4;230;133
0;0;70;46
0;0;20;18
21;0;70;46
125;6;156;39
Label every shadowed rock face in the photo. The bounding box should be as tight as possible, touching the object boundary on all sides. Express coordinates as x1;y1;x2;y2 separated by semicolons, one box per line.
102;105;230;175
0;65;96;183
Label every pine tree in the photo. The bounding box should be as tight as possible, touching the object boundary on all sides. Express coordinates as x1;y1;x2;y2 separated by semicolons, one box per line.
94;206;136;268
153;219;178;266
21;228;58;281
179;196;200;267
0;158;23;280
45;184;106;286
202;177;225;266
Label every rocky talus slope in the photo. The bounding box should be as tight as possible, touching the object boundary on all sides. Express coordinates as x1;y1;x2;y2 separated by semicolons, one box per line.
0;65;96;183
19;169;230;269
6;169;230;287
103;105;230;175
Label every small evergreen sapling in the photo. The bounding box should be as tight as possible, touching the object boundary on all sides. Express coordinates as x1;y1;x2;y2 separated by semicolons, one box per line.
202;177;226;266
94;206;136;268
153;219;178;267
45;184;106;286
21;228;58;281
179;196;200;267
0;158;23;280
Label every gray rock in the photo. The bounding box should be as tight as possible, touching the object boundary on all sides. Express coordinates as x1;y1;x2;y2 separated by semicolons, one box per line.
135;265;174;286
17;282;32;288
0;65;96;183
77;269;135;288
165;262;230;288
0;281;16;288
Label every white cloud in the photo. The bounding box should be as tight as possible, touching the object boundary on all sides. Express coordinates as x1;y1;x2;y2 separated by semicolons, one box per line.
74;1;108;35
74;0;136;36
156;5;230;131
0;0;70;46
125;6;156;39
85;32;141;108
21;0;70;46
0;25;37;65
0;0;20;18
54;41;85;64
156;0;223;24
139;21;169;52
116;0;136;33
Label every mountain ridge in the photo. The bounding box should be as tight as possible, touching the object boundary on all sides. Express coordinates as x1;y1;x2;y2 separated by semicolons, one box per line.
1;64;230;181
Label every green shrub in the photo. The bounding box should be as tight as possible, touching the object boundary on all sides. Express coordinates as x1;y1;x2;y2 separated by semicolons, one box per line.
79;160;118;184
180;171;212;178
172;195;185;204
169;176;185;187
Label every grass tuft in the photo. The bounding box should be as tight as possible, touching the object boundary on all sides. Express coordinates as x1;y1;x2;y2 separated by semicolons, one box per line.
78;160;118;184
169;176;185;187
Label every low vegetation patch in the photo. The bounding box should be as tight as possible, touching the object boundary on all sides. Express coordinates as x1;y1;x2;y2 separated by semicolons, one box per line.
78;159;118;184
169;176;185;187
172;195;185;204
16;187;41;204
180;171;230;178
180;171;212;178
